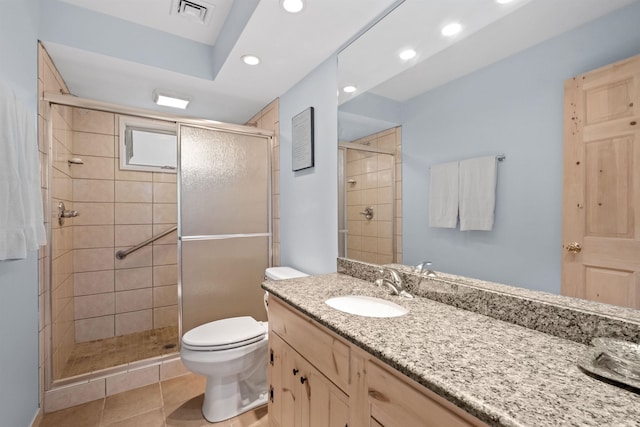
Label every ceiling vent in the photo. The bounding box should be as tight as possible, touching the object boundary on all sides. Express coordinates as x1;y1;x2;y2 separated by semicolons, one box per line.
170;0;215;25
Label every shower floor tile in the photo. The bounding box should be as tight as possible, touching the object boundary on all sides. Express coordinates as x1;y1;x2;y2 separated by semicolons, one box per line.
61;325;179;378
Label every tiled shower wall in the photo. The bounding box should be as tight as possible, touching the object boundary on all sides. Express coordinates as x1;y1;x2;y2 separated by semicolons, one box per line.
346;127;403;264
70;109;178;343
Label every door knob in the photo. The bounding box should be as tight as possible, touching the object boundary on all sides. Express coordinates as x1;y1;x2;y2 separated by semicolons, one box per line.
565;242;582;254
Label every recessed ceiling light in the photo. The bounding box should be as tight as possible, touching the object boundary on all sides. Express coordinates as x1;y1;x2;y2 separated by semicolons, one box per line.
153;91;190;109
281;0;304;13
343;85;357;93
441;22;462;37
399;49;417;60
242;55;260;66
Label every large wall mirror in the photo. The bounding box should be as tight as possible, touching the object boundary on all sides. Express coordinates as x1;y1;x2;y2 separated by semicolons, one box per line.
337;0;640;311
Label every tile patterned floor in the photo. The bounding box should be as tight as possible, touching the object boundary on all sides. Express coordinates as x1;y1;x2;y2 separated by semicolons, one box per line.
40;373;268;427
61;326;179;378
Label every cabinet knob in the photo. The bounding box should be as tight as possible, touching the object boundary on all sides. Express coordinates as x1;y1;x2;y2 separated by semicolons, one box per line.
300;376;307;384
292;368;299;375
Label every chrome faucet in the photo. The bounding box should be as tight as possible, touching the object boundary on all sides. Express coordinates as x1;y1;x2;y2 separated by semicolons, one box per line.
414;261;437;277
375;267;413;299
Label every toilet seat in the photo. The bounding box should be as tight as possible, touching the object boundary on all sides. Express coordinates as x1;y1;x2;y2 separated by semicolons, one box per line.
182;316;266;351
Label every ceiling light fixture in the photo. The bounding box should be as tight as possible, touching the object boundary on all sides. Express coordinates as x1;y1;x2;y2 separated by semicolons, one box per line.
281;0;304;13
399;49;417;60
153;91;190;109
343;85;357;93
441;22;462;37
242;55;261;65
496;0;514;3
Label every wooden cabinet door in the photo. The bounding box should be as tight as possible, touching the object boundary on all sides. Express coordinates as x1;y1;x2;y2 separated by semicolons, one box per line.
562;53;640;309
268;333;296;427
270;331;350;427
295;348;349;427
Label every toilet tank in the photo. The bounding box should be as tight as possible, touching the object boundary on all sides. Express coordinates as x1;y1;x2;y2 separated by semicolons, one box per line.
265;267;308;280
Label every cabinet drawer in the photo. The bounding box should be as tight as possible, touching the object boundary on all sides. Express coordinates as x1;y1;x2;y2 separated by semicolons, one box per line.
269;296;350;393
367;360;486;427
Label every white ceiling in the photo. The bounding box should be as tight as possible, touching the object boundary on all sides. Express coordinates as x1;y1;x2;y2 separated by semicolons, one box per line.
43;0;397;123
58;0;234;46
338;0;638;104
43;0;638;124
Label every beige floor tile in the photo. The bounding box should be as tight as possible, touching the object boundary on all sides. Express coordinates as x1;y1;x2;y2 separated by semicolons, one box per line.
102;383;163;425
164;395;214;427
228;406;268;427
102;408;166;427
40;398;103;427
161;373;206;405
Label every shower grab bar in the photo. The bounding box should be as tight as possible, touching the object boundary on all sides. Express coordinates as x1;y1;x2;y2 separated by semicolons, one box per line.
116;225;177;260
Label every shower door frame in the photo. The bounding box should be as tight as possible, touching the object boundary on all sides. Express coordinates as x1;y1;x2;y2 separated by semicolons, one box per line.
338;141;396;264
176;122;273;335
42;93;274;390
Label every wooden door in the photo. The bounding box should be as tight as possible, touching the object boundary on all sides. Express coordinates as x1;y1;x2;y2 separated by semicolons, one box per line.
562;54;640;309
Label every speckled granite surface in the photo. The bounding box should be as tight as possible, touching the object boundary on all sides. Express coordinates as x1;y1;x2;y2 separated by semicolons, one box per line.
337;258;640;345
262;273;640;427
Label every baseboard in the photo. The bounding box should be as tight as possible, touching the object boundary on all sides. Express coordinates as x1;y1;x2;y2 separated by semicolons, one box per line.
30;408;43;427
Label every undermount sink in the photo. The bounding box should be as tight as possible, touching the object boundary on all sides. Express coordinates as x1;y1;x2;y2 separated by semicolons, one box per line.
324;295;408;318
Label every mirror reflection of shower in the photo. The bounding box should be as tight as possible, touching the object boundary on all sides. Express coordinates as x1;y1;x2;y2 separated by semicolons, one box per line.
338;126;402;265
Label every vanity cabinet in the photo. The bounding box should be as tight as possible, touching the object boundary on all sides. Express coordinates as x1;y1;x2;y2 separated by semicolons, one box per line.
267;296;486;427
268;297;350;427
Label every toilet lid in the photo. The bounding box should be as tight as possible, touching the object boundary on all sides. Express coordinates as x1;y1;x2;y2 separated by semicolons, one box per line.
182;316;266;349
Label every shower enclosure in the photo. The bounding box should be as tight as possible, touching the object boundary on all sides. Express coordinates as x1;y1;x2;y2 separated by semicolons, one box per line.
44;96;272;387
338;126;402;264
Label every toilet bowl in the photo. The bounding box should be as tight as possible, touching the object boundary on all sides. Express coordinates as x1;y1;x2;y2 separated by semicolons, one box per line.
180;316;268;422
180;267;308;422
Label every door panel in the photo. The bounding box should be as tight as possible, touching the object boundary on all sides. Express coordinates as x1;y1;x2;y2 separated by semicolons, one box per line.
179;124;271;331
584;137;632;236
180;125;270;236
181;237;269;332
585;267;638;307
562;53;640;309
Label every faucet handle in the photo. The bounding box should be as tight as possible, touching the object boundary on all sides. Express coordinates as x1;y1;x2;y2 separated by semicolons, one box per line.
415;261;437;277
414;261;432;273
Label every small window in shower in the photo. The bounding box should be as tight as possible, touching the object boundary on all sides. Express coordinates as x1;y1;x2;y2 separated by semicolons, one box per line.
119;116;177;173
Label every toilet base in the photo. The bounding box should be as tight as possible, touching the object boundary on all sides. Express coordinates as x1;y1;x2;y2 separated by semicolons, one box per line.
201;377;268;422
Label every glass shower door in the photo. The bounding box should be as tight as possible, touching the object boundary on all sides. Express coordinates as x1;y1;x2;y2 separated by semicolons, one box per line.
179;124;271;333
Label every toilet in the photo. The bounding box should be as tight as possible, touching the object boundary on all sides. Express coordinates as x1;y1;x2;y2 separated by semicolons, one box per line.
180;266;308;422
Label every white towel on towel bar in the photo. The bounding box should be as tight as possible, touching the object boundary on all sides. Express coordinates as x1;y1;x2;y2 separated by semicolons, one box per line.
459;156;497;231
0;82;46;260
428;161;459;228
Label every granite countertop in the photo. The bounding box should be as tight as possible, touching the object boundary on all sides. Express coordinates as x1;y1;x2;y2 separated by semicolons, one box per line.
262;273;640;427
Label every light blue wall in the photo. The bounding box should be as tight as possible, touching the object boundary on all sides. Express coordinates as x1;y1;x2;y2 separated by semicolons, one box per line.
403;2;640;293
279;56;338;274
0;0;42;425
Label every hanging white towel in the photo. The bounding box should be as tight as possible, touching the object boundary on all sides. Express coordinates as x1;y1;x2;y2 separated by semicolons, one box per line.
0;81;46;260
428;161;459;228
459;156;497;231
